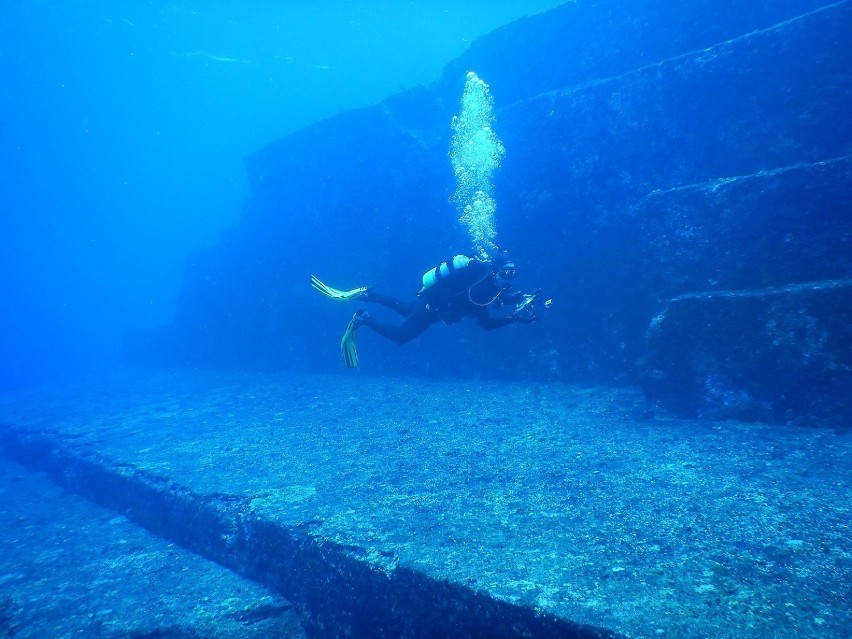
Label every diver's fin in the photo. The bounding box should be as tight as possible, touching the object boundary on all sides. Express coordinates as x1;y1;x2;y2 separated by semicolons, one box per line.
340;313;360;368
311;275;369;301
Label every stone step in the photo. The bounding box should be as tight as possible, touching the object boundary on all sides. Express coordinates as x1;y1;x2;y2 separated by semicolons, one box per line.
0;456;304;639
643;278;852;424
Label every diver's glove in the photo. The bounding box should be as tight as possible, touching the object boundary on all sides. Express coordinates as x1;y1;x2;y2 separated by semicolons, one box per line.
511;293;540;323
510;290;553;323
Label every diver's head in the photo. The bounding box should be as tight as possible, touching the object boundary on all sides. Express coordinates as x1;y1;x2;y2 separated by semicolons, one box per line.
491;251;517;286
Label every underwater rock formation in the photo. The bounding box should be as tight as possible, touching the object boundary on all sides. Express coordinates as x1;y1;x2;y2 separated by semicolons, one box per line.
637;156;852;424
127;0;852;425
644;280;852;424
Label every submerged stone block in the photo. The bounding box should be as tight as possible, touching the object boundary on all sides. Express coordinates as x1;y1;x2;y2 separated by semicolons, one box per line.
493;2;852;384
643;280;852;425
637;155;852;424
638;156;852;299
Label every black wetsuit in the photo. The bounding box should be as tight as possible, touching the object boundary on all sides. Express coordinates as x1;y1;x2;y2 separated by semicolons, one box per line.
358;259;525;344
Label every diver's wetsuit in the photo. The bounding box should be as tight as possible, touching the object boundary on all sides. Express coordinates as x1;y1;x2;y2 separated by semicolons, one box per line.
357;259;525;344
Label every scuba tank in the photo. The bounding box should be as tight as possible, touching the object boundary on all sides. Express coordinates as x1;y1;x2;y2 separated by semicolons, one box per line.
420;255;471;293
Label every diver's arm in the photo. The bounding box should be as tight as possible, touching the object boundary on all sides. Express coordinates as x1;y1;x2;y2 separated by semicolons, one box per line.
476;300;540;329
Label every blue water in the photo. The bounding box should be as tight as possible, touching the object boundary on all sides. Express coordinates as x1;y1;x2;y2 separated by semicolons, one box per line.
0;0;562;390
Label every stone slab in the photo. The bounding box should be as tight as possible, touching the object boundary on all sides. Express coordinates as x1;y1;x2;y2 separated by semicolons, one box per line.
1;370;850;637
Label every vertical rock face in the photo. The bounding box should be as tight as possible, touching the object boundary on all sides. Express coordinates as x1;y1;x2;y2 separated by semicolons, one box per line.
128;0;852;424
637;157;852;424
643;280;852;424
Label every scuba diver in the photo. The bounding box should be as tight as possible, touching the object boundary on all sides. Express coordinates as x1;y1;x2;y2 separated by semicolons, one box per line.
311;252;550;367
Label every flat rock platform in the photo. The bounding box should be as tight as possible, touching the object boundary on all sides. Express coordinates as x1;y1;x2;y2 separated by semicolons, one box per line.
0;456;305;638
0;369;849;638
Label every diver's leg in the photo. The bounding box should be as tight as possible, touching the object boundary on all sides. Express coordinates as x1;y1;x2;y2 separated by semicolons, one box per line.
362;290;415;317
357;303;435;345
